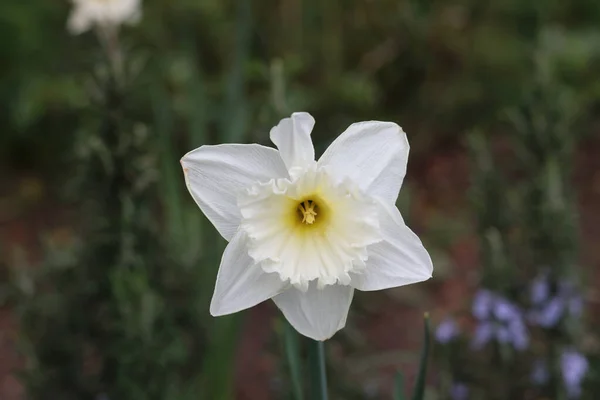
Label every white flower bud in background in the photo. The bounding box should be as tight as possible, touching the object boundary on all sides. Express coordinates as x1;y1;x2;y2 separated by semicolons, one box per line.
67;0;142;35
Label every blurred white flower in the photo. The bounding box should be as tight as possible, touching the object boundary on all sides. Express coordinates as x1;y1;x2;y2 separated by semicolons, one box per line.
181;112;433;340
67;0;141;35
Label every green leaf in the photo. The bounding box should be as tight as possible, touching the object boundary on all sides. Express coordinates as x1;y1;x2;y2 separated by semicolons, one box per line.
201;315;241;400
283;321;304;400
152;80;184;246
222;0;252;143
393;371;406;400
411;313;431;400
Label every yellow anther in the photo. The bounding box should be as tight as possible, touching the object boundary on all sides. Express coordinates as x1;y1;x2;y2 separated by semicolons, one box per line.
298;200;317;224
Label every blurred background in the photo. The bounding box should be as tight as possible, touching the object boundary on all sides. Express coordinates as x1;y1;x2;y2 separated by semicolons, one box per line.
1;0;600;399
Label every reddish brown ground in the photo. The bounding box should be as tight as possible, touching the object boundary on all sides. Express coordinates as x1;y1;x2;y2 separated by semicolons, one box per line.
2;136;599;399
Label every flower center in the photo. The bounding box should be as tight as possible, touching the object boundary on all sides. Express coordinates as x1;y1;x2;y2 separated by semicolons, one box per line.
238;166;382;290
297;200;317;224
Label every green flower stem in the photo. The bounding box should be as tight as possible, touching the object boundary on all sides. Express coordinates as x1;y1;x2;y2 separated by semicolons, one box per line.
284;322;304;400
308;339;328;400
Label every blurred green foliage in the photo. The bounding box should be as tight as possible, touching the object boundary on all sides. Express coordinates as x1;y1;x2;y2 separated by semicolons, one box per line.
1;0;600;399
457;83;580;399
3;0;600;167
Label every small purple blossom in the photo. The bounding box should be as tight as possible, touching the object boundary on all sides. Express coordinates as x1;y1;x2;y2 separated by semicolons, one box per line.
559;281;584;319
508;319;529;350
561;349;588;399
494;297;521;321
529;274;584;328
535;296;565;327
450;382;469;400
472;321;494;348
569;295;584;316
531;359;550;386
472;289;494;320
531;273;551;305
435;318;459;344
471;289;529;350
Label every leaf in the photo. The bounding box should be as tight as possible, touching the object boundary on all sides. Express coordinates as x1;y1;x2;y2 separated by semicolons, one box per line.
222;0;252;143
393;371;406;400
201;315;241;400
152;80;184;246
411;313;431;400
283;321;304;400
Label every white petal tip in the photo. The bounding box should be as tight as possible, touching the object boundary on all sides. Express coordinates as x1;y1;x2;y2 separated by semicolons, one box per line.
290;111;315;123
295;329;338;341
209;302;239;317
180;154;191;169
209;303;224;317
414;270;434;283
209;297;235;317
316;335;334;341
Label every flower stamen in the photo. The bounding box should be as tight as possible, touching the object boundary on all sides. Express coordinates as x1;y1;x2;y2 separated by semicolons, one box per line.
298;200;317;224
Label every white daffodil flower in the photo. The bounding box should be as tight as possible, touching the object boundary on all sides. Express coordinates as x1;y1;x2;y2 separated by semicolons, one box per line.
67;0;141;35
181;112;433;341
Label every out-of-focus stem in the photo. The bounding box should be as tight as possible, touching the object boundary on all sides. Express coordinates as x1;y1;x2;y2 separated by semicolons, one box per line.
96;26;124;87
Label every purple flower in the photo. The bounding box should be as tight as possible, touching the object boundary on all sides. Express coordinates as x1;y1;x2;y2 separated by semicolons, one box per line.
569;295;584;317
531;273;550;305
531;359;549;385
559;282;584;318
529;275;584;328
450;382;469;400
494;297;521;321
496;325;511;343
471;289;529;350
535;296;566;327
472;322;495;349
472;289;494;320
508;318;529;350
561;349;588;398
435;318;459;344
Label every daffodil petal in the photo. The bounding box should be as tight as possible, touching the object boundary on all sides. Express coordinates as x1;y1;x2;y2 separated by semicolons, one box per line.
67;8;93;34
318;121;409;205
67;0;142;34
351;201;432;291
270;112;316;171
273;282;354;341
210;232;287;316
181;144;288;241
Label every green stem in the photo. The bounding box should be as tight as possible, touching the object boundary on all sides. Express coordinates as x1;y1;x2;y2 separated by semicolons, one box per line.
283;322;304;400
308;339;328;400
411;313;431;400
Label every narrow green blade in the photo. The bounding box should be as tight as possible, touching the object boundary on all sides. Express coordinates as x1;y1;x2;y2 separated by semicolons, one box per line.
393;371;406;400
222;0;252;143
411;313;431;400
283;321;304;400
201;314;241;400
152;81;184;247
